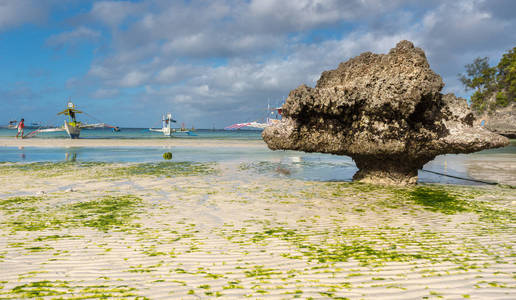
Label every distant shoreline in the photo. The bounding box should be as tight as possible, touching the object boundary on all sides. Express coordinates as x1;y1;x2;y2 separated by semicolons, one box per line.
0;138;267;148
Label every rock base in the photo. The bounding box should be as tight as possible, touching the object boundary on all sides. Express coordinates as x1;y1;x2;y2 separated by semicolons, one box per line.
352;169;418;186
352;157;421;186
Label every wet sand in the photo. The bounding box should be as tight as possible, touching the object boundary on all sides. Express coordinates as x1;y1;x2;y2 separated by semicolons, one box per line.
464;154;516;186
0;161;514;299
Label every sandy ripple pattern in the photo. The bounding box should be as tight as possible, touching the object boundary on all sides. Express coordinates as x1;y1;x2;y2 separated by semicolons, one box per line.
0;161;514;299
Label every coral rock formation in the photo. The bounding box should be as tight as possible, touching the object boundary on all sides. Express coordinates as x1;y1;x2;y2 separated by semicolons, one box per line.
263;40;510;185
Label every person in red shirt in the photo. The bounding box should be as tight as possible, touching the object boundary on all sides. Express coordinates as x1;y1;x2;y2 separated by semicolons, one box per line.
16;118;24;139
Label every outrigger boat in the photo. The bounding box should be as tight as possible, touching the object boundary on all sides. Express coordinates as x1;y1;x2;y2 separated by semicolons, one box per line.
25;100;119;139
149;113;196;137
7;120;18;129
150;113;176;136
224;103;282;130
58;101;82;138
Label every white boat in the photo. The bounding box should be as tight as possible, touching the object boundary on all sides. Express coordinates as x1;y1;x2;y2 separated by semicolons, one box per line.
149;113;176;136
224;103;282;130
7;120;18;129
149;113;196;137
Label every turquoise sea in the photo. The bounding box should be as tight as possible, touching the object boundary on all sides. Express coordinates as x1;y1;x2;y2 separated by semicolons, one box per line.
0;127;262;140
0;127;514;185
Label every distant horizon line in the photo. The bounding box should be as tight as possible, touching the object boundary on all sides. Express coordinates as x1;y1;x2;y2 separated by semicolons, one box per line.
0;126;264;131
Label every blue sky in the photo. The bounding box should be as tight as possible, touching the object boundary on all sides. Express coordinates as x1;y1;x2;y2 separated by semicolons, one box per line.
1;0;515;128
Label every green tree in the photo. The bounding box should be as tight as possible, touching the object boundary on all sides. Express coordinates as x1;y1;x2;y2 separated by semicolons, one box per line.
496;47;516;106
459;47;516;113
458;57;496;112
459;57;496;91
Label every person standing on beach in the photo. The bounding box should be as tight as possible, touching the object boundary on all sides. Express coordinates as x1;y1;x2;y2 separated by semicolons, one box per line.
15;118;24;139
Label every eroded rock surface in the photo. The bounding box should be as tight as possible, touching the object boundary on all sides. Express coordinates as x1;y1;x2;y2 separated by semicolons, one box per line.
475;102;516;138
263;40;510;185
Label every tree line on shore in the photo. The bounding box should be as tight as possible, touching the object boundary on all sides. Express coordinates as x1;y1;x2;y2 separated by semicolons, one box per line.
459;46;515;113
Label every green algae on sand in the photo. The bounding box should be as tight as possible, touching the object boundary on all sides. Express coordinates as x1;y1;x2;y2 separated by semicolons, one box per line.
0;161;514;299
0;194;143;233
0;161;218;178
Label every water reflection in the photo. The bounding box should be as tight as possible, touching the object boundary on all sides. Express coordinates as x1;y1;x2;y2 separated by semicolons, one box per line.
274;156;303;175
0;142;512;185
18;146;25;161
65;149;78;162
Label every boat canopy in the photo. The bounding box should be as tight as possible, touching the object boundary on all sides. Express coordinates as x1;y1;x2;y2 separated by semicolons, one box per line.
57;108;83;116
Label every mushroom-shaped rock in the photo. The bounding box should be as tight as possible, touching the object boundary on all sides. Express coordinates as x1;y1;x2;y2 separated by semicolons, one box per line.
263;40;509;185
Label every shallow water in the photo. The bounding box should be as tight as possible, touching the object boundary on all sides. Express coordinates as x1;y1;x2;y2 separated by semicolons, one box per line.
1;127;515;185
1;139;514;185
0;128;262;140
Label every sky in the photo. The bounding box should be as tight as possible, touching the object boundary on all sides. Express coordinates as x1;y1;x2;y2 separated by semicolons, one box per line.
1;0;515;128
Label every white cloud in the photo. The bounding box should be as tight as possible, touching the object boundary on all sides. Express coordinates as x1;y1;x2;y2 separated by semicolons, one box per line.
161;32;281;57
174;94;193;103
88;65;111;79
46;26;101;49
248;0;343;29
155;65;202;84
156;66;179;83
409;0;516;97
246;0;405;32
92;88;119;99
119;70;149;87
90;1;142;27
0;0;49;31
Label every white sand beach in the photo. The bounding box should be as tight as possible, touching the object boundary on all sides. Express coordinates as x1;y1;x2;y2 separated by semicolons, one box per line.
0;159;514;299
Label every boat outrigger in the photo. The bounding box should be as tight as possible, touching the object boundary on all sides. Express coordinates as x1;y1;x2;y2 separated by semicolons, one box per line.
25;100;120;139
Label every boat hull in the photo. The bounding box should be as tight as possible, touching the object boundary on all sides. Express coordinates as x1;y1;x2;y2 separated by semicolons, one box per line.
64;121;80;139
163;127;172;136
